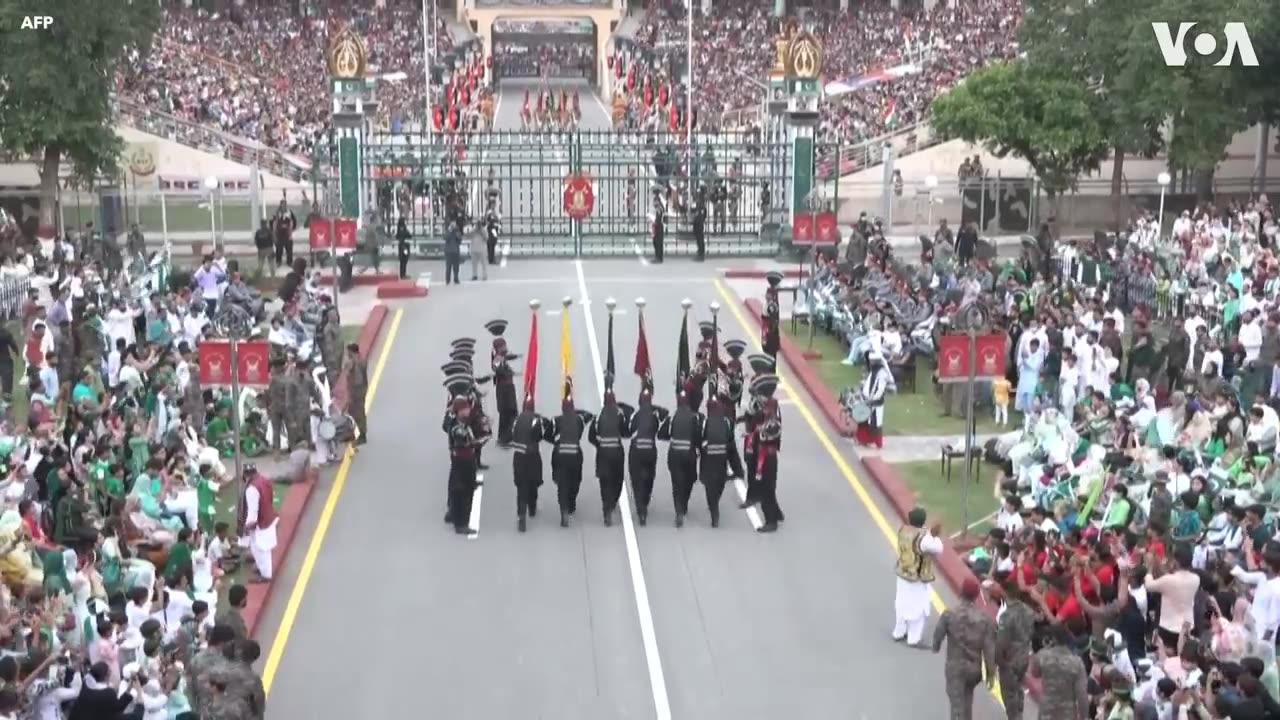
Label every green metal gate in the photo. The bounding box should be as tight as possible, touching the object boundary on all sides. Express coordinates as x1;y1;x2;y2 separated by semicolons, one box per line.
358;129;791;258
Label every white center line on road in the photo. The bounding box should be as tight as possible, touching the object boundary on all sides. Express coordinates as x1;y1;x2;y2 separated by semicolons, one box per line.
631;238;650;266
500;240;510;268
467;474;484;539
574;258;672;720
732;478;765;530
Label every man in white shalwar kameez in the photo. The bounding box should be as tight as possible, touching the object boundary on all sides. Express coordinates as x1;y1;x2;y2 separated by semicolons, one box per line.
240;467;279;583
893;507;943;646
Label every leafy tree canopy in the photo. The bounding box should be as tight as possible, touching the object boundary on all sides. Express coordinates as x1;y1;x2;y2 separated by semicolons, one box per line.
0;0;161;194
929;61;1109;197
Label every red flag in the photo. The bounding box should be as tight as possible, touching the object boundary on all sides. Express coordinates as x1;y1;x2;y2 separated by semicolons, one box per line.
634;308;652;385
524;309;539;403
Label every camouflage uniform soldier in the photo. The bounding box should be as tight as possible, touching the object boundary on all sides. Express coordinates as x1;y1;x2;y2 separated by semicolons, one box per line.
993;585;1036;720
188;624;237;717
182;345;206;430
76;307;103;371
266;358;289;453
1030;625;1089;720
205;670;254;720
226;640;266;720
285;359;319;450
931;578;996;720
319;308;342;388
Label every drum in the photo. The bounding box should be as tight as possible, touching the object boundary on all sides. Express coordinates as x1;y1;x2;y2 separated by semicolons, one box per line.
318;419;337;441
849;399;872;424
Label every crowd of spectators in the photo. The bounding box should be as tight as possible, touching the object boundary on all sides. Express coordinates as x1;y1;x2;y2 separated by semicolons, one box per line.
625;0;1021;143
806;192;1280;715
117;1;455;157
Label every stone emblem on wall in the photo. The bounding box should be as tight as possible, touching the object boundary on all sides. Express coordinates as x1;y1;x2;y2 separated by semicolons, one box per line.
787;31;823;80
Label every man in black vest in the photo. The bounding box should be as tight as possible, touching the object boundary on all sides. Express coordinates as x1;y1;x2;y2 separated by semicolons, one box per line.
486;319;520;447
589;387;630;526
739;353;775;509
659;390;702;528
551;386;592;527
626;383;667;526
700;396;744;528
510;392;550;532
763;271;782;360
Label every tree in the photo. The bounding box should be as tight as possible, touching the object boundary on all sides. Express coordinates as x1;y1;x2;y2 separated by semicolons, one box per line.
0;0;161;239
1019;0;1168;229
929;61;1110;211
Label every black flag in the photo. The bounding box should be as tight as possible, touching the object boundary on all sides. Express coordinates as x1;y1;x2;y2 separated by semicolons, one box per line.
676;305;690;393
605;308;616;391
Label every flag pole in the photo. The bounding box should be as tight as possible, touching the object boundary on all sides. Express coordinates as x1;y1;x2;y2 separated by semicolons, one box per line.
708;301;720;402
635;296;651;392
560;295;574;400
525;298;540;404
678;297;692;394
604;297;617;394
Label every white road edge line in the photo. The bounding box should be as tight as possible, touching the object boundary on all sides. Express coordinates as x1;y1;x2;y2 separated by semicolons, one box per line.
631;238;650;266
467;474;484;540
574;258;673;720
733;478;765;530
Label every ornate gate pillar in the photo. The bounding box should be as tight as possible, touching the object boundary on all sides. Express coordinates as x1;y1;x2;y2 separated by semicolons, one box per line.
328;27;379;227
775;26;824;239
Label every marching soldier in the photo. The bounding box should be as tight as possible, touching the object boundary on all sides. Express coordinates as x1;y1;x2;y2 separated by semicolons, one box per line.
723;340;748;427
510;391;551;532
588;387;630;526
688;321;719;412
931;578;997;720
626;382;667;526
752;374;785;532
739;353;775;509
550;381;592;527
699;396;743;527
763;271;782;360
486;319;520;447
443;374;480;535
658;390;702;528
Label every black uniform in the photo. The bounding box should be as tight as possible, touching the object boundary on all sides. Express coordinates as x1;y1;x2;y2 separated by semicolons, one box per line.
658;400;702;527
551;406;590;526
588;400;630;525
763;288;781;359
739;393;763;507
692;192;707;261
484;210;500;265
755;398;784;532
469;387;492;470
492;353;518;446
626;398;665;526
510;407;550;531
652;201;666;264
445;410;479;534
699;403;744;527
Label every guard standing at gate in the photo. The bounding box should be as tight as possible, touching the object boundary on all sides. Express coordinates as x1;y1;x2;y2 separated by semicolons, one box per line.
699;396;744;528
738;353;774;509
752;374;784;533
763;271;783;360
650;187;666;264
693;186;708;262
626;381;667;527
658;389;702;528
551;380;592;527
588;387;630;527
486;319;520;447
712;177;728;234
443;374;480;535
510;392;550;532
484;209;501;266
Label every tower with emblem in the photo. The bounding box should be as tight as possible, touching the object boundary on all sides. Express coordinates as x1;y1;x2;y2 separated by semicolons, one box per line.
328;26;379;227
782;23;823;245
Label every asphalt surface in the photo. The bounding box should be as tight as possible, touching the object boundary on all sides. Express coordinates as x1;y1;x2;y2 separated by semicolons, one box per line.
263;254;1005;718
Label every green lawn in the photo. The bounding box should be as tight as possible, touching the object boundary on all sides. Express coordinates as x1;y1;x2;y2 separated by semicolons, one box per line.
134;200;256;236
784;323;1000;436
891;459;999;539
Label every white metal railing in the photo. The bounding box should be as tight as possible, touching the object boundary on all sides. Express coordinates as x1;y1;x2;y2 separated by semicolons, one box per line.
111;95;312;182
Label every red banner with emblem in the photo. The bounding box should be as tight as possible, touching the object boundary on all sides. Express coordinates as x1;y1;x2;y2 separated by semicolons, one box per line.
936;334;1007;383
309;218;333;250
815;212;838;243
333;218;358;250
199;340;272;387
792;214;815;244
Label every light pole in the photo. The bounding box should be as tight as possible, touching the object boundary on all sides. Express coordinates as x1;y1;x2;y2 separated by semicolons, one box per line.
924;174;939;231
203;175;219;254
1157;172;1172;242
215;303;253;523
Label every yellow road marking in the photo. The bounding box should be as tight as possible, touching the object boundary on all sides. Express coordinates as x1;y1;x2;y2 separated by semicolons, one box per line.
262;308;405;694
712;278;1006;705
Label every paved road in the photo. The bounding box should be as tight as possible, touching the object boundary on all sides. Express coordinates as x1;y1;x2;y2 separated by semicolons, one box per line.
264;257;1004;719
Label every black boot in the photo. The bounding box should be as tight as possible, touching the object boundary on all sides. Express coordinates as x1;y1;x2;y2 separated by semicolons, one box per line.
758;522;778;533
603;511;613;527
560;511;570;528
710;509;720;528
675;514;684;528
637;509;647;526
529;501;537;518
454;526;473;535
518;516;527;533
738;499;756;510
